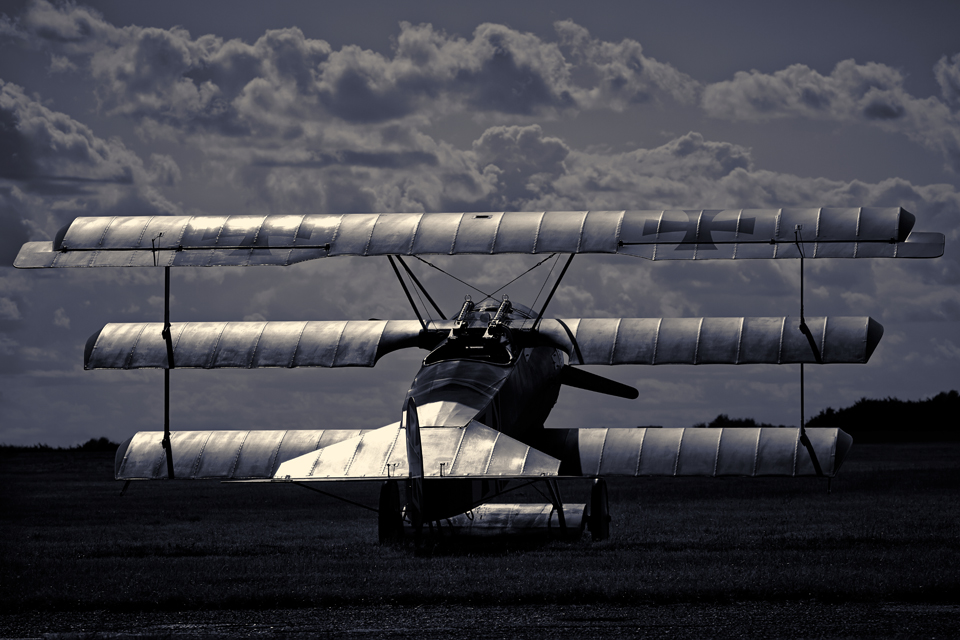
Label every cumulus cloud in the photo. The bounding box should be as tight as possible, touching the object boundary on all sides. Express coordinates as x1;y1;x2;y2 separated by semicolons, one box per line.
52;306;69;328
554;20;699;108
935;53;960;107
0;80;181;237
5;1;695;135
702;59;960;172
0;296;20;320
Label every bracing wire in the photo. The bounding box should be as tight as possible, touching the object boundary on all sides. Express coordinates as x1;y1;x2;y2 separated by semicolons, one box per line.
413;255;492;298
412;253;559;303
530;254;562;311
488;253;558;298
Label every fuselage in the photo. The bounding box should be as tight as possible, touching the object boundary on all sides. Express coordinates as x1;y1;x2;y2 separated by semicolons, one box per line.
400;299;581;519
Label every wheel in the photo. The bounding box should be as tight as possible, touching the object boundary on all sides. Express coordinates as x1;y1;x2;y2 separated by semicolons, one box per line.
588;478;611;541
378;480;403;544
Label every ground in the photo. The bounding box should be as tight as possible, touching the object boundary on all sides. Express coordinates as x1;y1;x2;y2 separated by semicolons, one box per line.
2;442;958;638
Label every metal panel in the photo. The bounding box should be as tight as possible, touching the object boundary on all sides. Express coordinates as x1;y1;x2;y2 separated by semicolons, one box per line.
493;212;544;253
536;316;880;365
126;324;183;368
597;428;644;476
367;214;422;255
536;211;588;253
15;208;945;268
59;217;115;249
755;428;800;475
115;429;374;479
292;321;346;367
116;431;166;479
636;428;684;475
167;431;213;478
410;213;462;254
675;428;722;475
88;321;424;369
714;428;760;475
294;215;342;246
652;317;703;364
738;317;783;364
180;216;229;248
87;323;149;369
232;430;289;477
274;421;560;480
251;322;307;367
610;319;661;364
328;214;379;256
274;430;343;476
193;430;248;478
451;213;502;254
211;322;265;367
697;317;743;363
447;423;501;476
256;215;303;246
579;211;623;253
577;429;607;476
334;321;388;366
578;427;848;477
437;504;585;537
572;318;619;365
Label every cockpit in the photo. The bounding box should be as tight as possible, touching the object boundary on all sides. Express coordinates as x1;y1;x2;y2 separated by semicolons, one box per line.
424;334;514;365
423;297;532;366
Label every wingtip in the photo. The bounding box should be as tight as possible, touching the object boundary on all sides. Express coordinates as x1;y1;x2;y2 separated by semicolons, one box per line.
864;318;884;362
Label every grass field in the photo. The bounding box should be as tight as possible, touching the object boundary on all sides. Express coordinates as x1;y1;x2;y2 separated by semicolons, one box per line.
3;441;958;617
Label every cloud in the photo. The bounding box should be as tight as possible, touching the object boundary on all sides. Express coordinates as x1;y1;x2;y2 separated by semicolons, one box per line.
702;59;960;172
0;296;20;320
52;306;69;328
0;80;182;237
554;20;699;109
935;53;960;107
5;2;695;134
472;124;569;204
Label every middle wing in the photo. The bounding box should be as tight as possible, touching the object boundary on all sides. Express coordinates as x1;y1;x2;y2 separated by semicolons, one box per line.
85;316;882;370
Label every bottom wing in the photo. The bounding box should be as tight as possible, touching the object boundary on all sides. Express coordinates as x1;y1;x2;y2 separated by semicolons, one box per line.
274;421;561;480
576;427;852;477
115;429;377;480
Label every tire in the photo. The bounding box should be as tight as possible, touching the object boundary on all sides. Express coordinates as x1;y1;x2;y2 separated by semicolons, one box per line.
378;480;404;544
588;478;611;541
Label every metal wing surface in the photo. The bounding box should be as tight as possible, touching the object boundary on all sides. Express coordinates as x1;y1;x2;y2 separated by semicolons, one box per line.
115;429;375;479
577;427;852;477
273;421;561;481
533;316;883;365
14;208;943;268
86;316;882;369
85;320;427;369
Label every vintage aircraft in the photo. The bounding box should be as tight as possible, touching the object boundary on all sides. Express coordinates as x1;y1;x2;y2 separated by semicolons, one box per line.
15;208;944;542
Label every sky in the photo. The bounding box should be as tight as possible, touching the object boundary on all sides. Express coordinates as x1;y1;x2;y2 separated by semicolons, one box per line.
1;0;958;446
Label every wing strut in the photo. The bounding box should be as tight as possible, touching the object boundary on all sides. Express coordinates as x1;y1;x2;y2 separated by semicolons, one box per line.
403;397;425;542
395;256;447;320
161;264;175;479
794;226;824;477
387;255;427;331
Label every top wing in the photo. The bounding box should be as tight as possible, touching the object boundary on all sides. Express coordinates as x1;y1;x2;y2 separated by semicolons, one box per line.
15;208;943;268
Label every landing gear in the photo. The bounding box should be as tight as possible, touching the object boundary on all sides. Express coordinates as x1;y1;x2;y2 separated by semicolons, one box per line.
378;480;404;545
587;478;611;541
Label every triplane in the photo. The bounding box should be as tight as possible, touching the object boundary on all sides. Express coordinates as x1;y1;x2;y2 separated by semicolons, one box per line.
16;209;944;543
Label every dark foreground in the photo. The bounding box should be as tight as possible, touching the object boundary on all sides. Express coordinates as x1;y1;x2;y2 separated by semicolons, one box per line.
2;442;959;639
